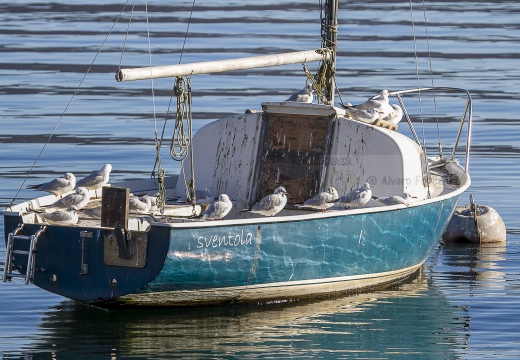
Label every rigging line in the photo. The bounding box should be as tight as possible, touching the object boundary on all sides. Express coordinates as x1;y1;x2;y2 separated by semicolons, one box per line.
409;0;431;198
144;0;161;174
421;0;443;158
179;0;197;65
152;0;196;174
409;0;427;152
143;0;165;203
118;0;136;69
9;1;132;207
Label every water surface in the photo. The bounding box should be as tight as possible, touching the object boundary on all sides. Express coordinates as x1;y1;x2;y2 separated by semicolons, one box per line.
1;1;519;358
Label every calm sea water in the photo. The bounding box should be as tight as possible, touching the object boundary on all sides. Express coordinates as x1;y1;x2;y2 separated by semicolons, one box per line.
1;1;519;358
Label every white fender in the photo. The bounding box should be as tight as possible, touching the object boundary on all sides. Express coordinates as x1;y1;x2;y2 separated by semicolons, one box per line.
443;204;506;243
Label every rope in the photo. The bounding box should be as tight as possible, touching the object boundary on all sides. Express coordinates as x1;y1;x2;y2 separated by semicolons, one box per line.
303;63;325;103
470;194;482;243
152;0;196;194
179;0;197;65
142;0;169;213
170;77;192;161
118;0;136;70
9;0;132;208
168;77;197;214
156;168;166;213
320;0;338;105
303;51;338;106
420;0;443;158
409;0;431;199
144;0;158;151
232;225;262;303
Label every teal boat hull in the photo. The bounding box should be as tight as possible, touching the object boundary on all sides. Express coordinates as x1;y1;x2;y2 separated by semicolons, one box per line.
3;194;460;307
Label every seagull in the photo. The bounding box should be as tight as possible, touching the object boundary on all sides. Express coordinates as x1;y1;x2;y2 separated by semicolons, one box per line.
286;83;314;103
76;164;112;190
27;172;76;197
49;186;90;210
337;183;372;209
372;192;417;206
81;205;102;219
201;194;233;220
245;186;288;216
40;206;79;226
177;188;215;204
344;108;379;124
300;187;339;212
346;89;393;120
143;195;158;211
129;194;152;213
383;104;403;124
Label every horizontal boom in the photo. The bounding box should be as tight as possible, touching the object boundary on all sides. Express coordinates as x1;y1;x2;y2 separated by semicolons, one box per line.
116;49;329;82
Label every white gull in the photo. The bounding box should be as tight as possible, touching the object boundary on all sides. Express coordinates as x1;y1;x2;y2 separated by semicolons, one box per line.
27;172;76;197
49;186;90;210
344;108;379;124
40;206;79;226
300;187;339;212
247;186;288;217
286;83;314;103
201;194;233;220
337;183;372;209
129;194;152;213
383;104;403;124
347;89;393;120
81;205;102;219
372;192;416;206
76;164;112;190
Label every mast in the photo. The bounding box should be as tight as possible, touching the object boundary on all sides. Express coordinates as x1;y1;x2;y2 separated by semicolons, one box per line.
116;2;339;104
323;0;338;105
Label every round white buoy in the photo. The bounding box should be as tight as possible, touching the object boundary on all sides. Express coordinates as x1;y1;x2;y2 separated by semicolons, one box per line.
442;203;506;243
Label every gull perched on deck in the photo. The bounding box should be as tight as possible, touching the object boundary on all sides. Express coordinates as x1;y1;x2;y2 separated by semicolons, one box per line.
383;104;403;124
81;205;102;219
286;83;314;103
337;183;372;209
201;194;233;220
76;164;112;190
142;194;158;211
129;194;152;213
372;192;416;206
346;89;393;120
245;186;288;217
344;107;379;124
40;206;79;226
49;186;90;210
27;172;76;197
300;187;339;212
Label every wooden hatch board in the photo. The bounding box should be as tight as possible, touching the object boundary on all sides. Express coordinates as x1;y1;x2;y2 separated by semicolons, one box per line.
101;186;129;229
252;112;334;205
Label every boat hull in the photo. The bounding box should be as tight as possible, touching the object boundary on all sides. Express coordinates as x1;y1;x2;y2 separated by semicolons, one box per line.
3;192;461;307
115;194;460;307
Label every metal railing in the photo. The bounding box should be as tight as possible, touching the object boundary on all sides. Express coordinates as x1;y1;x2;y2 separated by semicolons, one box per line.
388;87;473;173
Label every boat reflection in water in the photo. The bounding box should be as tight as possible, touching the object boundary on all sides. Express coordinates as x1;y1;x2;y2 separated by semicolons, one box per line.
22;268;472;359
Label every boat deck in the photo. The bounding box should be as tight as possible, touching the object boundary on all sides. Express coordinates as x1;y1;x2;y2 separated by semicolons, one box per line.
4;157;464;231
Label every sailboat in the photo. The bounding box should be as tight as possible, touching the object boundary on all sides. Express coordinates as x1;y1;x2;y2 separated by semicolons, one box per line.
1;1;472;308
